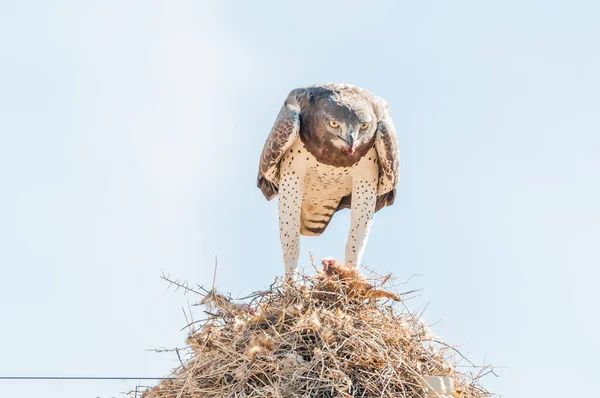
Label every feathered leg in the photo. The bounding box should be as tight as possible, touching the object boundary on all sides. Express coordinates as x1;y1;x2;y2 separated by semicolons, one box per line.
345;158;378;267
277;145;308;280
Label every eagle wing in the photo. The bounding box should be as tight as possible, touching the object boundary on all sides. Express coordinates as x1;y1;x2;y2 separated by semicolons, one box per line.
257;90;304;200
374;99;400;211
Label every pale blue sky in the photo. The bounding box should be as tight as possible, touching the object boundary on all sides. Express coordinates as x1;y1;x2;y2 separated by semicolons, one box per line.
1;1;599;397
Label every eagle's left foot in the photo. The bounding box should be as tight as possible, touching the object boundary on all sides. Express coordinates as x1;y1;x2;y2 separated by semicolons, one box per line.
284;271;302;288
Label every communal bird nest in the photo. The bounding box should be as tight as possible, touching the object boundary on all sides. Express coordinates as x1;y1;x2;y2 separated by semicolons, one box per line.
139;259;494;398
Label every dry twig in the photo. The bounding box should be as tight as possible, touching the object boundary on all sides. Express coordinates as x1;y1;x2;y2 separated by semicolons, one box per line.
140;260;495;398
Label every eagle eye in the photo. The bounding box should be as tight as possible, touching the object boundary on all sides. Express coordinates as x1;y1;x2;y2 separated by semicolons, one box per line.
328;120;340;128
360;122;369;130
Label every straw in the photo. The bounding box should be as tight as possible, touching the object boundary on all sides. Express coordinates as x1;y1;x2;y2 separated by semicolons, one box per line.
139;259;495;398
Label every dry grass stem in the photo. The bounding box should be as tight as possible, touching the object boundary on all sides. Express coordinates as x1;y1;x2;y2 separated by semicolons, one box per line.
140;260;495;398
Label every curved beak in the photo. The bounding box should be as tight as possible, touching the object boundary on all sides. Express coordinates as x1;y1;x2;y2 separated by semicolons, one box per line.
347;128;358;154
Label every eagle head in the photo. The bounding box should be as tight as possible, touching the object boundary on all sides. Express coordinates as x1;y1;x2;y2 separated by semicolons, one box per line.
298;85;379;167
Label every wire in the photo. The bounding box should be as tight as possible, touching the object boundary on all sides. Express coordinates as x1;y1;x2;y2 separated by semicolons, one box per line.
0;376;174;380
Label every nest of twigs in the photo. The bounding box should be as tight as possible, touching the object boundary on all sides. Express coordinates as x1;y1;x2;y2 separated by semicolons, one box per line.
140;259;494;398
